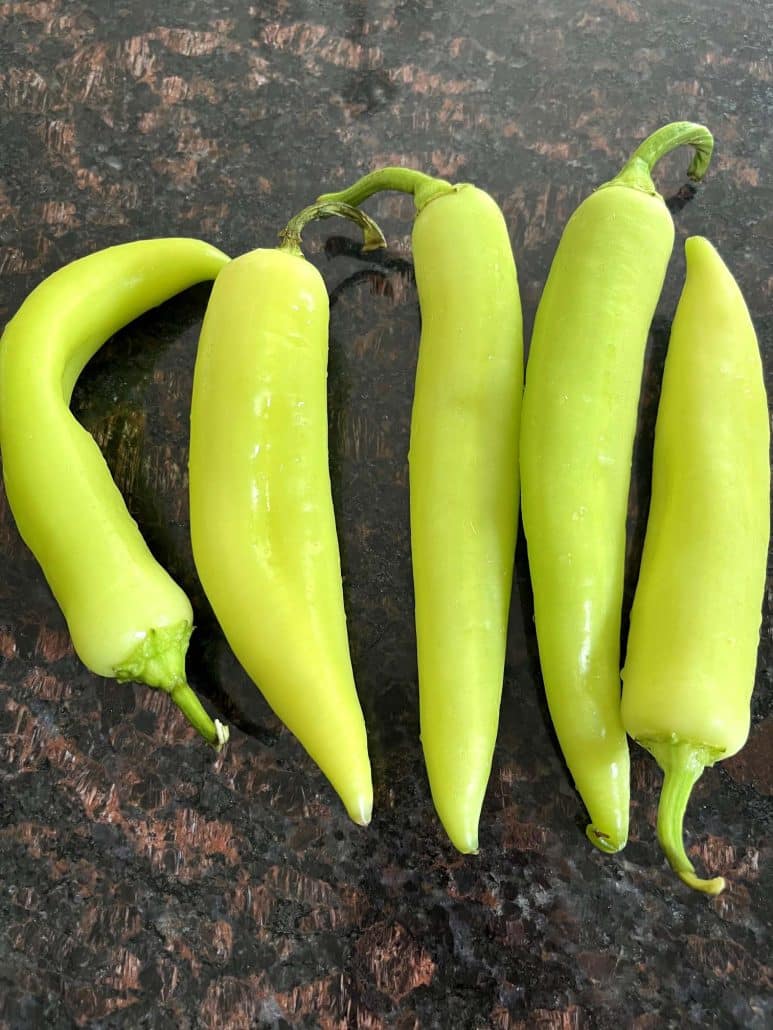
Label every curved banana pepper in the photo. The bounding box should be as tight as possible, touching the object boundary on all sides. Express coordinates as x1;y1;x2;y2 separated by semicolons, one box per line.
0;239;230;749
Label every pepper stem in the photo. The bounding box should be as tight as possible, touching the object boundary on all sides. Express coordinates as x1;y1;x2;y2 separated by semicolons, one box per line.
647;739;725;895
278;200;386;257
170;681;230;752
114;622;228;752
603;121;714;196
317;167;458;214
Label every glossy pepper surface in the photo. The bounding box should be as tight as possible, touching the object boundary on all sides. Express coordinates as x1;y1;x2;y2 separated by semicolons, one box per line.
188;203;382;824
319;169;523;853
519;123;714;853
621;237;769;894
0;238;229;749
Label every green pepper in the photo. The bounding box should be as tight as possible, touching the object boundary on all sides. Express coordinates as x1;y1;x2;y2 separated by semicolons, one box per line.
621;237;769;894
0;238;230;749
188;202;384;824
318;169;523;853
519;123;714;853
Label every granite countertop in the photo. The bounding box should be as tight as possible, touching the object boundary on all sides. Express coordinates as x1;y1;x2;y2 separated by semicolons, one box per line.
1;2;771;1027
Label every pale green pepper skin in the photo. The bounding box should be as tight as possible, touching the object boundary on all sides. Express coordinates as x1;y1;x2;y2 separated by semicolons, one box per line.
519;124;714;853
318;171;523;853
188;205;381;825
0;239;230;748
621;237;769;894
410;185;522;854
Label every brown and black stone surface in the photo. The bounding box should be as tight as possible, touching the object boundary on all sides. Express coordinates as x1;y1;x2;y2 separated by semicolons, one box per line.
1;2;771;1027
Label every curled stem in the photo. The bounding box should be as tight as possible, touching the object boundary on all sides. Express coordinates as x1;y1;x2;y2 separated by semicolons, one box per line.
603;121;715;196
278;200;386;256
317;167;457;214
647;739;725;895
630;121;714;181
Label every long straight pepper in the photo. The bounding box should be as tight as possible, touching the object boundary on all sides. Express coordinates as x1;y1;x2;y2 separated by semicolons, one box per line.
520;122;714;853
319;169;523;853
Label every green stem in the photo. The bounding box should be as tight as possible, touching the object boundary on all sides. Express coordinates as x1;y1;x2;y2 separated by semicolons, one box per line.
115;622;228;752
278;200;386;257
602;121;714;195
170;681;229;752
317;167;458;214
647;739;725;895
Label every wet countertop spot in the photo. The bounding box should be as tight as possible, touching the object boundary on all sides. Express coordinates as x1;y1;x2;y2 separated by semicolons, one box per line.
1;2;771;1027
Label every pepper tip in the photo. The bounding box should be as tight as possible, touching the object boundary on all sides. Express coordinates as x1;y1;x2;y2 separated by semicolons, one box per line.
443;823;480;855
586;823;626;854
347;793;373;827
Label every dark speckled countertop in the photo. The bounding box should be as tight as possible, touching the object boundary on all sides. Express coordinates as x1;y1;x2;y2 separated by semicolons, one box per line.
1;2;771;1028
